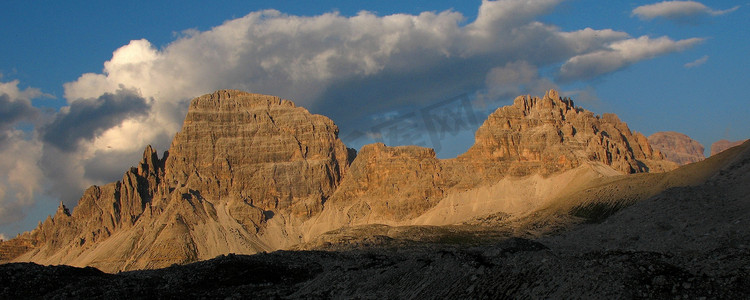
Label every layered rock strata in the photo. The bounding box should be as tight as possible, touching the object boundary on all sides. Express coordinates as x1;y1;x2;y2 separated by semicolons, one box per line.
460;90;673;175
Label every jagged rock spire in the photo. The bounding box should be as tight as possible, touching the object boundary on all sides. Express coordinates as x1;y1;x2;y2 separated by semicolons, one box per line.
55;201;71;217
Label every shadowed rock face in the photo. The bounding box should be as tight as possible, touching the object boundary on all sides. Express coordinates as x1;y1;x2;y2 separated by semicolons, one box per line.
648;131;705;165
711;139;748;156
1;89;679;273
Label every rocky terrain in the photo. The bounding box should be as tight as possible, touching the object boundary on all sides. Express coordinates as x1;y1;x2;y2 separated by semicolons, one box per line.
711;139;748;156
1;140;748;298
648;131;705;165
1;89;748;297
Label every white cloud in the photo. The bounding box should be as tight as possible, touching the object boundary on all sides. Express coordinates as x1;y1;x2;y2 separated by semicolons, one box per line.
0;80;45;102
558;36;704;81
41;88;151;152
0;130;44;226
684;55;709;68
558;28;631;53
0;80;42;137
0;80;45;229
632;1;740;23
483;61;557;100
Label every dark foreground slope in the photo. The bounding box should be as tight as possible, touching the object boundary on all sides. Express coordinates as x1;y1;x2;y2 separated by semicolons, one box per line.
1;238;748;299
2;142;749;299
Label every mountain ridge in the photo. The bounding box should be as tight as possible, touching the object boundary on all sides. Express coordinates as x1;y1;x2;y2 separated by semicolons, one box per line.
2;140;748;298
1;89;682;272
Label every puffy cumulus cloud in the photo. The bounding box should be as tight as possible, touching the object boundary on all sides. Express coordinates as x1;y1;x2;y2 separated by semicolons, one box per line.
0;80;47;227
0;80;45;233
558;36;704;81
63;40;160;101
632;1;740;23
62;0;702;129
0;94;36;124
0;79;45;102
41;88;151;152
0;80;43;142
483;61;557;100
0;130;44;226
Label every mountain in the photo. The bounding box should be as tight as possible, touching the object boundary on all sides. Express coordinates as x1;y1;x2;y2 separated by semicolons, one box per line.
648;131;705;165
460;90;673;174
2;141;748;298
711;139;748;156
3;91;352;271
1;89;679;272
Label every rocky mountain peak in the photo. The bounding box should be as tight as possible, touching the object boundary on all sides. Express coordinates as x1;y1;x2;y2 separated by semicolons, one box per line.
647;131;705;165
136;145;165;177
511;89;576;117
4;89;681;272
461;89;674;174
163;90;351;212
55;202;71;218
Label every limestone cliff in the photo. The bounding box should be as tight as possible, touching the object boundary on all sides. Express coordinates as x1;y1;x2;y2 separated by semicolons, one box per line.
647;131;705;165
461;90;674;175
160;90;350;226
5;89;678;272
328;143;447;222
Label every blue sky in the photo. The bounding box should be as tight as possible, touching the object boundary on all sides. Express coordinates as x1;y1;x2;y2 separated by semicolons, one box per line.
0;0;748;239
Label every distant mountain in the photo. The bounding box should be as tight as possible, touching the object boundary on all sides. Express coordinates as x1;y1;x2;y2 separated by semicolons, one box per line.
711;139;748;156
1;89;679;272
648;131;705;165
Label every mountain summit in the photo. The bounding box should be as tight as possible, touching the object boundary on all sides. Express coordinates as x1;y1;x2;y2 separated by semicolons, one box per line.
2;89;680;272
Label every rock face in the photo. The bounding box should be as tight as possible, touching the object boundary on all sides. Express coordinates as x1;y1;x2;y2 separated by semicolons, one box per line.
10;90;352;271
648;131;705;165
5;89;679;272
0;238;34;261
26;145;164;261
161;90;350;226
317;90;676;232
460;90;673;175
326;144;448;223
711;139;748;156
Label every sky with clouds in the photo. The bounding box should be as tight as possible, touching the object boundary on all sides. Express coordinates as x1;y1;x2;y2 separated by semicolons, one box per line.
0;0;748;238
